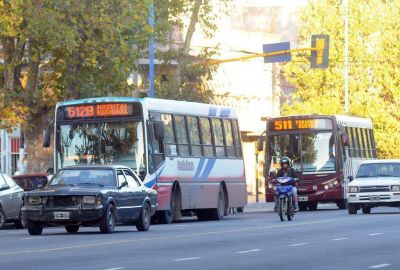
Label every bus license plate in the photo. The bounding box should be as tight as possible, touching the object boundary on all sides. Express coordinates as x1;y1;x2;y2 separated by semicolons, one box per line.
54;212;70;220
299;197;308;202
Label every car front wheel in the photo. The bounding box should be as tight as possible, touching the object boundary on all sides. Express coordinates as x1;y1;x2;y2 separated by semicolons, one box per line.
0;208;5;230
99;204;116;234
27;219;43;235
136;203;151;231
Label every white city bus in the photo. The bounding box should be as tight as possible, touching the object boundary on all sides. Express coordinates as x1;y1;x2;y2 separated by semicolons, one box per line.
46;97;247;223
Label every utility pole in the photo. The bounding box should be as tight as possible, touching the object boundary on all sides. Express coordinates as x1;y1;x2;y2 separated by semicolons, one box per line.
344;0;349;114
149;2;155;97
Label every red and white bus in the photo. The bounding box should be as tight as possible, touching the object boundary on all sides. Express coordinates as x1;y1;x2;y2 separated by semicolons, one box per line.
47;97;247;223
260;115;377;211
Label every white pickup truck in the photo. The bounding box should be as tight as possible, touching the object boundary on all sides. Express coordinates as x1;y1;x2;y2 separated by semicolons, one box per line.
347;159;400;214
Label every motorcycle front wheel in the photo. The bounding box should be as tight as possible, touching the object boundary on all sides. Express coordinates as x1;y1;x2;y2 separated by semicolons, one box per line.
287;197;294;221
278;197;286;221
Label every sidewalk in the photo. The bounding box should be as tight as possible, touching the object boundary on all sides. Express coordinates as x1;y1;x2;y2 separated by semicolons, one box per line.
243;194;274;213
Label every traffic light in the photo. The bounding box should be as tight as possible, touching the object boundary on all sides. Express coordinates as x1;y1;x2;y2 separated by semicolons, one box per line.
311;35;330;69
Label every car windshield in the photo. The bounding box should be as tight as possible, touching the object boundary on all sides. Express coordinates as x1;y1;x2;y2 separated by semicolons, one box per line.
49;169;116;187
56;121;146;176
356;163;400;178
268;131;336;174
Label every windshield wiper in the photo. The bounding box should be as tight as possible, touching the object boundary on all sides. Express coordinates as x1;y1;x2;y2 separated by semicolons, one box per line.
77;182;104;187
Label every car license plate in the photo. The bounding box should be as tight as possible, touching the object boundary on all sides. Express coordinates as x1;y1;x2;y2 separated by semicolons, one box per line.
299;197;308;202
53;212;70;220
369;195;380;202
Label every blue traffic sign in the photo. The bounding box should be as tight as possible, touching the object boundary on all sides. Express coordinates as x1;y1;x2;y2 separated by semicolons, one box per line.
262;42;291;63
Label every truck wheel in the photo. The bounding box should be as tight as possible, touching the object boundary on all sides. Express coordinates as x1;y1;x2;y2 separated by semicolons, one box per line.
65;225;80;233
27;219;43;235
362;206;371;214
348;204;357;215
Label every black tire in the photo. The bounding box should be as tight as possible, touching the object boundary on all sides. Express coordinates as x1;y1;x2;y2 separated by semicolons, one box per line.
299;202;308;212
236;206;244;213
157;210;173;224
362;206;371;214
287;198;294;221
308;202;318;211
209;187;225;221
14;210;26;229
65;225;80;233
0;208;5;230
278;197;286;221
136;203;151;231
337;200;347;210
348;204;357;215
99;204;116;234
27;219;43;235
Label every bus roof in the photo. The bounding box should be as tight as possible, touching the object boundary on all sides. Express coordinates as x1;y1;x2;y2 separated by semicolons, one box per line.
271;114;373;129
56;97;238;118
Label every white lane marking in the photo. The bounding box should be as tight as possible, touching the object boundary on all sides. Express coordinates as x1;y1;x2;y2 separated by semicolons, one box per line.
332;238;348;241
236;249;262;254
288;243;308;247
173;257;201;262
0;216;369;256
368;264;391;269
21;237;44;240
368;233;383;236
104;268;124;270
175;225;189;227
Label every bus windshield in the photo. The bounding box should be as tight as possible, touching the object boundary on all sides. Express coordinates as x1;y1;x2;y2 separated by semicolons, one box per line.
268;131;336;174
56;121;145;175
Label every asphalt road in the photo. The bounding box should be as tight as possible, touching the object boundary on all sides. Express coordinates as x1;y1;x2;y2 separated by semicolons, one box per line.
0;205;399;270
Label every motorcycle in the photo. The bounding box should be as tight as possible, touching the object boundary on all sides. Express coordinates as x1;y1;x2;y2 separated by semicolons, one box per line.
274;177;297;221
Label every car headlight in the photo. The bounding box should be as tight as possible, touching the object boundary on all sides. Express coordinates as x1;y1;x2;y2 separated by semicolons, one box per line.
268;183;273;189
324;185;329;190
28;197;42;205
333;180;338;185
272;186;277;191
82;196;97;204
348;186;359;193
391;185;400;192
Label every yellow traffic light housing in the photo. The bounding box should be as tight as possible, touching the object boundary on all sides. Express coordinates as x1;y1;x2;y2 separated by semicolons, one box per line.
311;35;330;69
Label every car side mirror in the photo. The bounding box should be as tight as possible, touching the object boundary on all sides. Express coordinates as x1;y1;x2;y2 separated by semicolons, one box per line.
154;121;165;141
0;184;10;191
348;176;354;182
119;181;128;189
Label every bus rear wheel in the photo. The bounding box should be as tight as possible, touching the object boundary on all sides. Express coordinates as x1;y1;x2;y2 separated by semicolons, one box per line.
209;187;225;221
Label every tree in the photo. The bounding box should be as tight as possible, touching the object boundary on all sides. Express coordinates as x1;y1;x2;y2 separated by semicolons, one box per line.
282;0;400;158
1;0;152;171
152;0;228;102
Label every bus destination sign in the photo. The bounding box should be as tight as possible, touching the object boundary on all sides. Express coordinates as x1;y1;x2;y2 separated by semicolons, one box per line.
64;103;134;119
269;118;332;131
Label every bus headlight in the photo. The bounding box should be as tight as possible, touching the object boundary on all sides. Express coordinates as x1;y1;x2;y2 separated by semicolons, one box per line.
391;186;400;192
348;186;359;193
28;197;42;205
82;196;97;204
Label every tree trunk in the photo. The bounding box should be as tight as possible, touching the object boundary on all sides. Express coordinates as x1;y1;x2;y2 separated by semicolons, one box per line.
25;117;53;173
175;0;202;84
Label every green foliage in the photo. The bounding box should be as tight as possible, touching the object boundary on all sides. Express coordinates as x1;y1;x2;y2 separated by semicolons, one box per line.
282;0;400;158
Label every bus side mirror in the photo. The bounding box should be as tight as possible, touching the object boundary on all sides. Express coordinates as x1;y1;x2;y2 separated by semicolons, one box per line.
43;127;52;148
154;121;165;141
257;137;264;152
341;133;350;147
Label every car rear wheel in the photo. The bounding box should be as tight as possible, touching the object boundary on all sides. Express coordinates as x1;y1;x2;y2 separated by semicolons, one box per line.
362;206;371;214
14;210;26;229
27;219;43;235
99;204;116;234
65;225;80;233
136;203;151;231
0;208;5;230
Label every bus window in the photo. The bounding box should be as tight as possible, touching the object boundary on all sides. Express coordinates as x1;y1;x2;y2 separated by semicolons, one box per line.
187;116;202;157
212;118;225;157
174;115;190;157
161;114;178;156
223;119;235;158
147;121;165;174
231;120;242;158
364;128;372;158
350;127;359;157
200;118;214;157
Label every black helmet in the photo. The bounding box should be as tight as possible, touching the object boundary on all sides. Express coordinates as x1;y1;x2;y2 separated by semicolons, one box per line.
280;156;291;167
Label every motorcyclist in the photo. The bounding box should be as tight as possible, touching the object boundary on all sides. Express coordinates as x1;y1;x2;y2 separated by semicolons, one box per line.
273;156;299;212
